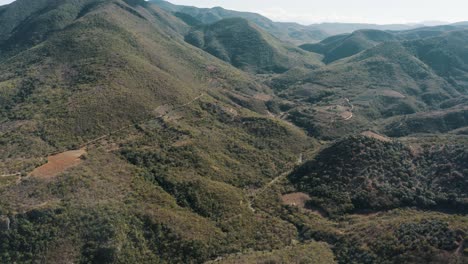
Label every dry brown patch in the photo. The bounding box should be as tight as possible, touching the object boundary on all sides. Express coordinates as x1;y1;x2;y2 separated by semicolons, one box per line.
253;93;273;101
281;192;311;208
341;111;353;120
29;149;86;179
361;131;391;142
282;192;327;217
172;139;193;147
153;105;172;116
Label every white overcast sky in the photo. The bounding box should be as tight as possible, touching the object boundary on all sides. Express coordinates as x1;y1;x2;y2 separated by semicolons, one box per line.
0;0;466;25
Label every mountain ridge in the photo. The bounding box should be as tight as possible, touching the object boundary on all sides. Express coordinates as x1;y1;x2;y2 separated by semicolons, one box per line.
0;0;467;263
184;17;323;73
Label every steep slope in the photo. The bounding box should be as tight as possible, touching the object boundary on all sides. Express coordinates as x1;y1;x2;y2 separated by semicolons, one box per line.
185;18;323;73
1;1;467;263
0;0;321;262
0;0;278;150
404;30;468;92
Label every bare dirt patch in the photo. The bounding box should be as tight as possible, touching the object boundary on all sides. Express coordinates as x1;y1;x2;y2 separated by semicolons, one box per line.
341;111;353;120
281;192;328;217
253;93;273;101
29;149;86;179
361;131;391;142
282;192;312;208
172;139;193;147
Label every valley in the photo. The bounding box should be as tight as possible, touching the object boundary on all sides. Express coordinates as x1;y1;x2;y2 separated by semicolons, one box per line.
0;0;467;263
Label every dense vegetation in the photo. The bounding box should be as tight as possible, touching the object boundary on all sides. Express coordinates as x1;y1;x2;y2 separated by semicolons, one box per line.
290;136;468;216
300;29;397;63
0;0;467;263
185;18;322;73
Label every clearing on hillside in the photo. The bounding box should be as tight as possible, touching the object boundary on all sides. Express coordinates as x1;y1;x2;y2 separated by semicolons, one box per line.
29;149;86;179
361;131;391;142
281;192;327;217
281;192;311;208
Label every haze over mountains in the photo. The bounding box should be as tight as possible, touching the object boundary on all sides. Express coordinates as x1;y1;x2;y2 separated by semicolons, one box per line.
0;0;467;263
151;0;467;43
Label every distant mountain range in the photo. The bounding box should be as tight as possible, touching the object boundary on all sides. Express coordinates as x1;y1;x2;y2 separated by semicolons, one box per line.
150;0;467;44
0;0;467;263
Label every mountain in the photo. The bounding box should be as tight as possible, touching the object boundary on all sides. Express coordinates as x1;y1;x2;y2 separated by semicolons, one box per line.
150;0;328;44
0;0;467;263
300;25;468;64
0;0;320;262
300;29;397;63
185;17;323;73
403;29;468;91
151;0;467;48
272;27;468;140
452;21;468;26
306;22;419;35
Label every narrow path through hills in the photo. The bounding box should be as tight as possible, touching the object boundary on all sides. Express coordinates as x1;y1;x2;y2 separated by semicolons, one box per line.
223;154;305;219
247;145;324;208
251;165;298;199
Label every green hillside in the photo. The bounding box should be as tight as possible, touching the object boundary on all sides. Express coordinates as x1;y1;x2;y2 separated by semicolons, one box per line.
300;29;397;63
404;30;468;92
290;136;468;216
0;0;467;263
272;29;468;139
185;18;323;73
0;0;318;262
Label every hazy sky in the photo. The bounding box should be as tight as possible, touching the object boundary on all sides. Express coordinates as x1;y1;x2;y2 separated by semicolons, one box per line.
0;0;466;25
168;0;467;25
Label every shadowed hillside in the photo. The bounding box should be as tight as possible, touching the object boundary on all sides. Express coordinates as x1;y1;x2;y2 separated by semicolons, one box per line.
185;18;323;73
